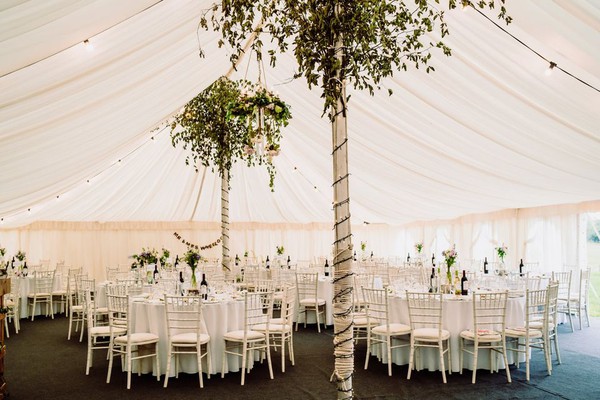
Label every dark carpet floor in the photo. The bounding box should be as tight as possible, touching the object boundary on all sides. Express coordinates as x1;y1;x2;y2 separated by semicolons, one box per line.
4;315;599;399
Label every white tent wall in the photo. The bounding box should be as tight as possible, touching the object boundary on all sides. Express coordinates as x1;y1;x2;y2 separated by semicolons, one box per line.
1;200;597;280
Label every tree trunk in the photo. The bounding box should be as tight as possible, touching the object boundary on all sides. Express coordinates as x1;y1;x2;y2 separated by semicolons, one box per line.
331;4;354;398
221;169;230;280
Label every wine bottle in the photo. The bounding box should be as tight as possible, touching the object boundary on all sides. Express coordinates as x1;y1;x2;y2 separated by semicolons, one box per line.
353;251;357;261
370;251;374;260
174;255;179;268
324;259;330;277
461;270;469;296
23;261;28;276
431;253;436;267
179;271;184;295
10;256;14;270
454;269;460;295
483;257;488;274
153;264;159;284
519;258;524;277
407;253;411;263
287;255;291;269
200;273;208;300
235;254;240;267
429;268;435;293
265;256;270;269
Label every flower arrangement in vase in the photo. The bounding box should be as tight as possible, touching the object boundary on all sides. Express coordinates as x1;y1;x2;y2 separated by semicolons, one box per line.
442;245;457;285
414;242;423;255
495;244;507;264
276;245;285;256
183;248;202;290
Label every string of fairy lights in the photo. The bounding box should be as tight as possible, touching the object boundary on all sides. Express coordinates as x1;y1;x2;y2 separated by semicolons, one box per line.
0;123;325;224
1;2;598;223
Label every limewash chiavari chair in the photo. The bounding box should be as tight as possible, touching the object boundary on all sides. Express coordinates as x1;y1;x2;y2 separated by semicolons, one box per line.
459;291;511;384
295;272;326;333
221;291;274;385
163;294;211;388
27;270;56;321
105;283;160;389
362;287;411;376
406;291;451;383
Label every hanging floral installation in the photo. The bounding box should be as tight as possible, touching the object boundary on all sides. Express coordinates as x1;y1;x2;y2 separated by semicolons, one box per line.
170;76;291;190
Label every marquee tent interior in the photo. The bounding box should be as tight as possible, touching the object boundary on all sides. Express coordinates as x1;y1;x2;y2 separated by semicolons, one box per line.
1;0;599;278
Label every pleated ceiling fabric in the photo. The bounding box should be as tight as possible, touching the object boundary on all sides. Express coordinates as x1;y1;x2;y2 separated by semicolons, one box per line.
1;0;599;228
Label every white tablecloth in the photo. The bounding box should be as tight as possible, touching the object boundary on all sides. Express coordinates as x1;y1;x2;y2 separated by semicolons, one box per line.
371;294;526;372
128;298;245;376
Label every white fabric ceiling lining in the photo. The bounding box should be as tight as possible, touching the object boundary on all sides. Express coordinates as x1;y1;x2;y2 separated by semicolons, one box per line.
0;0;165;77
0;0;599;228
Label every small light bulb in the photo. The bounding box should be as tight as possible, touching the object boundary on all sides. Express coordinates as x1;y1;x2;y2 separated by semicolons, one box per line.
83;39;94;52
545;61;557;76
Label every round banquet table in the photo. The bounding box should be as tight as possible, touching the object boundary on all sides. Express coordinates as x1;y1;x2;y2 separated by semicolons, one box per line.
128;297;245;377
369;293;526;373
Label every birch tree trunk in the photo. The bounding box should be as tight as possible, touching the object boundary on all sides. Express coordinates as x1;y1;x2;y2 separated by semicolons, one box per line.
221;169;231;280
331;4;354;398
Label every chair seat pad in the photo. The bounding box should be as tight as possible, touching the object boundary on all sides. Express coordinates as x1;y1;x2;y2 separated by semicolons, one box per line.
52;290;67;296
273;292;285;301
71;305;84;312
372;323;411;336
353;316;374;327
224;330;266;341
171;332;210;345
28;293;51;298
413;327;450;340
269;317;284;325
299;298;326;306
505;327;543;338
460;329;502;342
91;326;126;336
254;323;292;333
114;332;159;344
95;306;109;313
529;321;555;331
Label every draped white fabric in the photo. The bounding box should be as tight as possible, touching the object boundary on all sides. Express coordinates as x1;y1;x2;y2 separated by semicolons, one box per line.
1;1;599;279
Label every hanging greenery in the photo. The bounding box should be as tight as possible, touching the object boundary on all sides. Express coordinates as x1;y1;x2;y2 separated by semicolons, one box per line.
200;0;510;120
170;76;291;189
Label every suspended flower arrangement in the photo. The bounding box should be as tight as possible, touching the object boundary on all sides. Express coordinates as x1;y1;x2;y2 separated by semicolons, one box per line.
227;81;291;167
170;77;291;189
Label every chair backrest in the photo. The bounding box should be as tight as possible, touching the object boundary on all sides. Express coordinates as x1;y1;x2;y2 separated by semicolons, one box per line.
106;266;120;282
78;277;96;304
552;271;572;300
106;283;129;331
405;291;443;331
33;270;55;294
244;291;274;335
578;269;591;305
471;291;508;334
361;287;390;327
255;278;274;293
523;287;548;328
280;285;297;325
546;282;559;327
295;272;319;301
164;294;204;337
